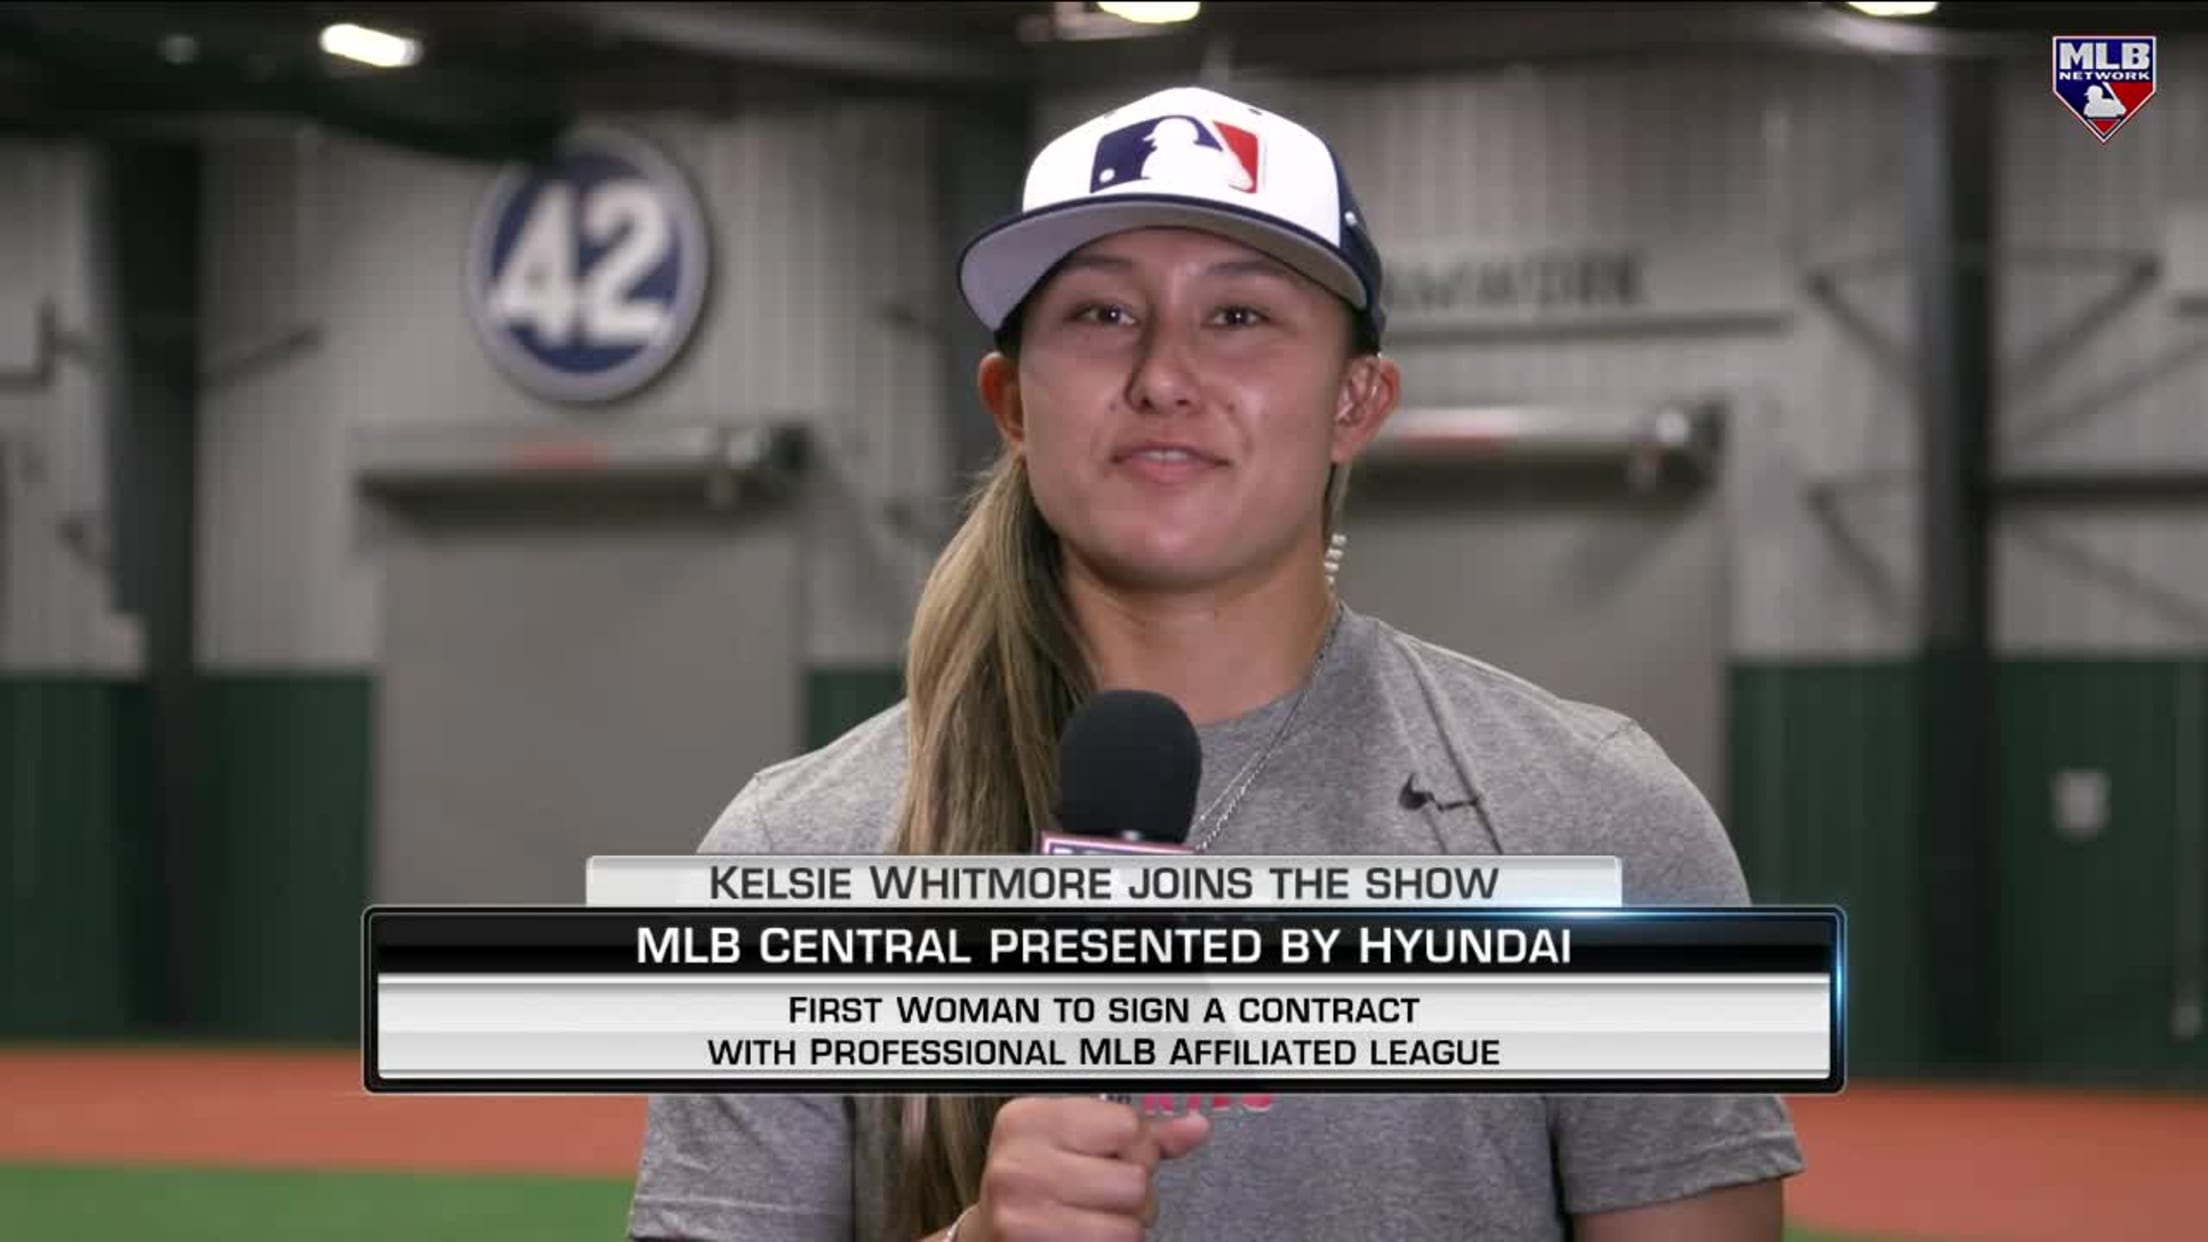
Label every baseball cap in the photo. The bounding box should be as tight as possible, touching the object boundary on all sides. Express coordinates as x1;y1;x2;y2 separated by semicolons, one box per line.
958;86;1386;349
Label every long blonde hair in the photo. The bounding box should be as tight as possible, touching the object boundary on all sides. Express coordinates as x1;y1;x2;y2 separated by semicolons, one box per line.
881;438;1356;1237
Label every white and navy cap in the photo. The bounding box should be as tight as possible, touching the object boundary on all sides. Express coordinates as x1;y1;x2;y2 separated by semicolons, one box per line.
959;86;1386;349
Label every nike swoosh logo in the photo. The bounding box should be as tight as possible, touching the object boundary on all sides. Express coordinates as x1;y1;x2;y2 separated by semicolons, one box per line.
1399;774;1475;813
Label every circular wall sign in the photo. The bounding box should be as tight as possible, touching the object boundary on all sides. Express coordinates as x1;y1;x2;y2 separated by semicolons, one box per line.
467;126;710;404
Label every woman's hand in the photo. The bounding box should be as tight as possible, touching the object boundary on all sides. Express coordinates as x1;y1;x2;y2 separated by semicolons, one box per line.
960;1097;1212;1241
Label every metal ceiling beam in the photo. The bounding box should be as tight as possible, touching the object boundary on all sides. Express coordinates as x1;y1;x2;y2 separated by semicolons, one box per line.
0;5;567;160
1774;4;2036;60
555;2;1028;88
1026;2;2053;89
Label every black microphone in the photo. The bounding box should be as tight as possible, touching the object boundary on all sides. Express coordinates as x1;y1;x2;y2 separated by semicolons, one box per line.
1038;689;1201;854
1039;690;1201;1109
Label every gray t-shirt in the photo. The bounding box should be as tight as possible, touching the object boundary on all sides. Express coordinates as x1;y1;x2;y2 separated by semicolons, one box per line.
629;606;1805;1241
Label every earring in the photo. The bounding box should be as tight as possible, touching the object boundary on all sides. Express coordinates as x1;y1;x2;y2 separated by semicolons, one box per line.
1323;531;1348;586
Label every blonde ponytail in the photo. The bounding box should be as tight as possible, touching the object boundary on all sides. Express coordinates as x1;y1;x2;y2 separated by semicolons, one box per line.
882;450;1090;1238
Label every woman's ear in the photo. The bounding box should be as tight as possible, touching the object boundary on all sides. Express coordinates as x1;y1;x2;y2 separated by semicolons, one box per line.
978;353;1024;449
1330;353;1401;463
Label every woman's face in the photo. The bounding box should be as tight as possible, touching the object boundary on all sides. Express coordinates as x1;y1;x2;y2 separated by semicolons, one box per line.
984;227;1396;596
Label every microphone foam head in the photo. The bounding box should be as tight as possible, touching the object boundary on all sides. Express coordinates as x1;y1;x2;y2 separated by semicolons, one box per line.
1054;689;1201;844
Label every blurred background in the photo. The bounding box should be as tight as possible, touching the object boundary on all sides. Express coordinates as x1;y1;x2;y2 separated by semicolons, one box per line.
1;1;2203;1238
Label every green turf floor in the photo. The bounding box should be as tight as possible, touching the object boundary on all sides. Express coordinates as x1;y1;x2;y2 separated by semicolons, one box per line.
1;1164;633;1240
0;1163;1898;1240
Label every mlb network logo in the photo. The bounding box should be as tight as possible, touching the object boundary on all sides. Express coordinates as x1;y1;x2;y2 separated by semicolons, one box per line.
2052;36;2156;142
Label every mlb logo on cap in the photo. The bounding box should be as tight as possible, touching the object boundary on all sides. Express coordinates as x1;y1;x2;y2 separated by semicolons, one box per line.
959;86;1386;347
1090;114;1262;195
2053;35;2156;142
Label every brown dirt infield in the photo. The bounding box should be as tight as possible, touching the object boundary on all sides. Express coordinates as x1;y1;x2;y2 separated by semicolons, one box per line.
2;1050;2203;1238
0;1048;643;1178
1784;1082;2208;1241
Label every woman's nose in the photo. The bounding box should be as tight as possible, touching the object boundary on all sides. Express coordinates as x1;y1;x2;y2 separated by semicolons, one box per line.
1126;326;1202;415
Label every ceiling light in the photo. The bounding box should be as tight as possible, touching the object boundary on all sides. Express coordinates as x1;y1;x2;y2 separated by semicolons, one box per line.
158;33;198;65
1845;2;1939;15
318;22;422;69
1097;2;1202;24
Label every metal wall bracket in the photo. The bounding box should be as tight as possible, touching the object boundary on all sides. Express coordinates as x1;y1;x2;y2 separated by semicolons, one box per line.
1362;400;1725;491
352;418;810;509
0;301;99;393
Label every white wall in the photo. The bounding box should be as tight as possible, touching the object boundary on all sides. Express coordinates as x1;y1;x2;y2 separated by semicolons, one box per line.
1995;43;2208;652
1051;45;2208;660
197;104;948;671
1047;52;1920;659
185;46;2208;678
0;141;126;673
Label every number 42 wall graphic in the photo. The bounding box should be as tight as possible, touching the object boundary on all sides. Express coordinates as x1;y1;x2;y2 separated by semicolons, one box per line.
467;127;713;405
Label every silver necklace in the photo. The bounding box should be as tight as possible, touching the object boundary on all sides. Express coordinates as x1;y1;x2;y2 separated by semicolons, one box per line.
1188;599;1346;853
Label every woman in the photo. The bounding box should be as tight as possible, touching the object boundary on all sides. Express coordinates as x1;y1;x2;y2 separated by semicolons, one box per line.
630;86;1803;1242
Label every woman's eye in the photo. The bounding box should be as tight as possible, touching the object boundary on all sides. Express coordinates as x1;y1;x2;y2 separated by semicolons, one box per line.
1073;304;1133;326
1215;305;1268;328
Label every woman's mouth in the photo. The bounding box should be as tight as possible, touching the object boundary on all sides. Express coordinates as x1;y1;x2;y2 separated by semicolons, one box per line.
1115;445;1223;484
